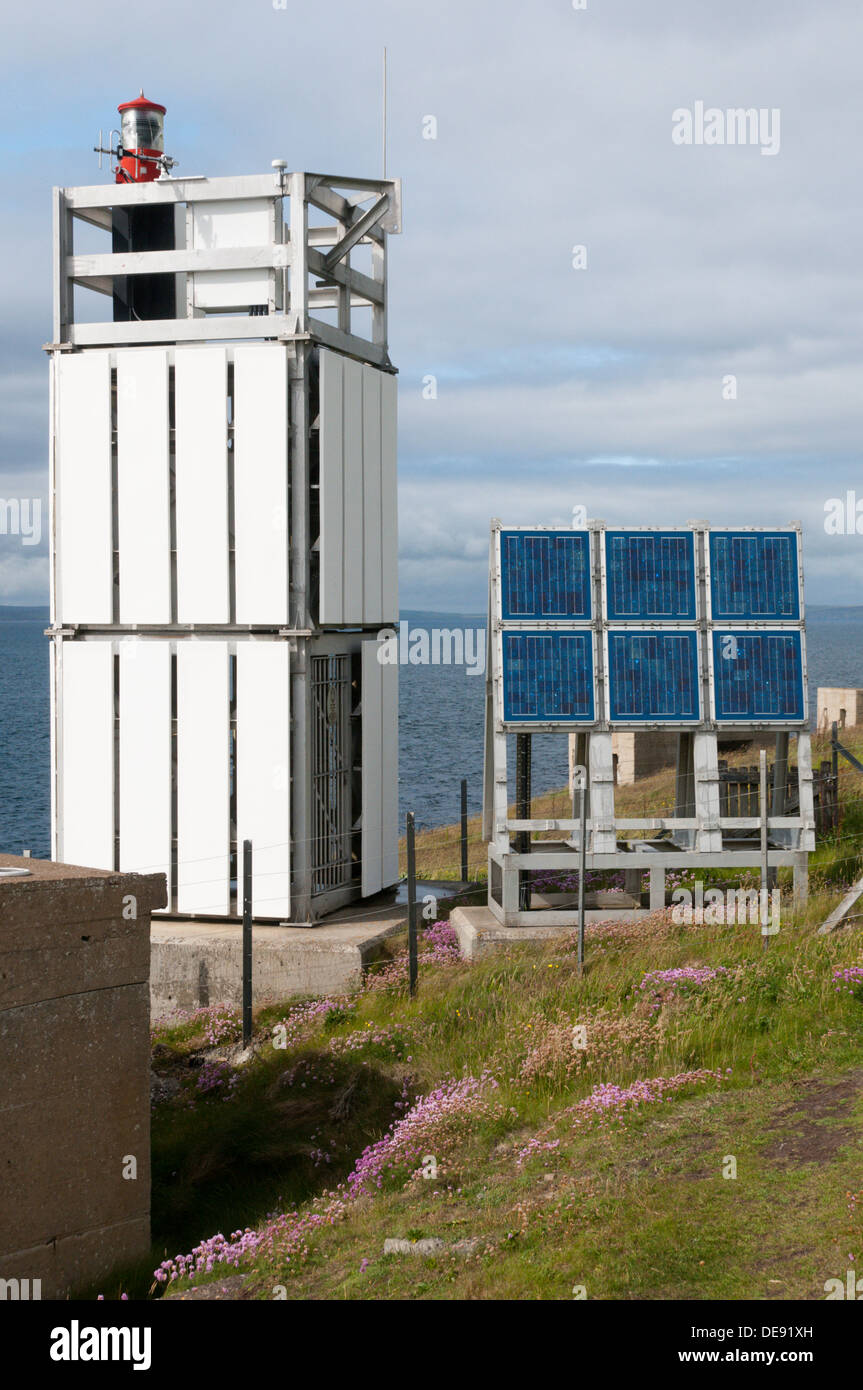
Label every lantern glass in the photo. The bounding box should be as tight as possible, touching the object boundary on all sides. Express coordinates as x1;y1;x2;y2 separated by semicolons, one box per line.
121;108;164;153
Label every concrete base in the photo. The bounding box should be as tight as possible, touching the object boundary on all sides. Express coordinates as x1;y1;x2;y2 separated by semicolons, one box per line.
151;904;406;1019
450;904;642;961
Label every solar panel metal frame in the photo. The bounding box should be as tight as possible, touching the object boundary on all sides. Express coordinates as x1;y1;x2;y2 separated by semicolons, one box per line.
499;528;592;621
708;627;808;726
603;626;703;726
499;626;596;727
602;528;697;623
706;527;803;623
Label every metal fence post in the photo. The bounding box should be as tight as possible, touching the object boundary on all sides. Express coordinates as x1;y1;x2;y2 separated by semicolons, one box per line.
406;812;418;997
242;838;253;1045
460;778;469;883
574;764;587;971
759;752;769;952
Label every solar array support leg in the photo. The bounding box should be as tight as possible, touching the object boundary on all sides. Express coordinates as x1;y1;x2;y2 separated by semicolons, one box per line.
516;733;532;911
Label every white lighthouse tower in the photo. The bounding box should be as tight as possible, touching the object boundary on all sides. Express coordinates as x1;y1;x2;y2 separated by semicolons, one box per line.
47;95;401;922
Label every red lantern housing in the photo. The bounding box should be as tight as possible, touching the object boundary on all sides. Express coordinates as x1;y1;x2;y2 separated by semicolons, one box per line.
115;92;167;183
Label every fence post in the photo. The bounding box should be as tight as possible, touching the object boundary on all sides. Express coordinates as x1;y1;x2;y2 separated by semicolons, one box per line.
831;721;840;831
516;733;532;911
406;812;418;997
460;778;469;883
574;765;587;972
759;752;769;952
242;838;253;1046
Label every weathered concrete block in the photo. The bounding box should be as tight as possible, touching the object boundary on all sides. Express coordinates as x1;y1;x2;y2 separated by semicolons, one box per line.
150;917;404;1019
817;687;863;732
0;854;165;1299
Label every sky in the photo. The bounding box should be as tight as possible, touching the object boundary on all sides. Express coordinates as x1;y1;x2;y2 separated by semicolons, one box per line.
1;0;862;609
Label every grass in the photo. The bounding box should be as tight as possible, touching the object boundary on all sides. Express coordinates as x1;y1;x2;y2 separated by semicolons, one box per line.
84;732;863;1302
88;878;863;1301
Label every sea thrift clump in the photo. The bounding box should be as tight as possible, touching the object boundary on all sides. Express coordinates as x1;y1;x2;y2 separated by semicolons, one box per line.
832;965;863;997
516;1068;726;1165
347;1072;500;1195
636;965;730;1015
364;921;462;992
151;1002;242;1047
273;996;355;1047
194;1060;239;1099
327;1023;413;1060
519;1009;658;1085
422;921;461;964
153;1073;498;1287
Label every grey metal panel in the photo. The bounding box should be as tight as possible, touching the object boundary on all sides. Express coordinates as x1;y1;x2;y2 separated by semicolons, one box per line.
319;349;397;627
117;350;171;623
233;345;289;624
175;348;229;623
56;352;112;623
59;640;114;869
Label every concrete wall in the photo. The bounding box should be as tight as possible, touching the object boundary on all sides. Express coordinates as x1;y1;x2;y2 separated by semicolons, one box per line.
0;854;165;1299
817;687;863;732
150;915;404;1021
611;731;680;785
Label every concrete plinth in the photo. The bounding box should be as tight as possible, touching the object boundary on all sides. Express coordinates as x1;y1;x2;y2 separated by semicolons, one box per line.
151;907;406;1019
450;904;642;961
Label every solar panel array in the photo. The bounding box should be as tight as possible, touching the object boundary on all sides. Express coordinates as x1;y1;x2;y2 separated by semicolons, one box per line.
495;526;806;729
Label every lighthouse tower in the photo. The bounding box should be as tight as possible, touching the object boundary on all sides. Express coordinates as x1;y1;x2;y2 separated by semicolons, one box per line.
47;96;401;922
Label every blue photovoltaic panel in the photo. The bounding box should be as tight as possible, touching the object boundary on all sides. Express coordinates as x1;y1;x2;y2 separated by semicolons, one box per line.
500;530;591;620
502;630;594;723
608;630;701;723
605;531;696;621
709;531;800;621
712;631;805;722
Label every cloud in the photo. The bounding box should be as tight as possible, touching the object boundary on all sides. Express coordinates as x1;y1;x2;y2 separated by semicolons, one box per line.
1;0;861;611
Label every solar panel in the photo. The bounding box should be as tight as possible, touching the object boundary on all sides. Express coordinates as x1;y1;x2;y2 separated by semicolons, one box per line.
493;524;805;730
501;630;594;723
709;531;800;621
607;630;701;722
500;530;591;620
605;531;696;621
712;630;805;722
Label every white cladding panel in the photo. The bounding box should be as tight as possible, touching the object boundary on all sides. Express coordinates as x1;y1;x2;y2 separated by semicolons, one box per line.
119;641;171;893
236;643;291;917
59;641;113;869
234;346;289;624
177;642;230;914
117;350;171;623
380;370;398;619
190;198;274;311
319;350;398;626
175;348;229;623
361;641;399;896
55;352;112;623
